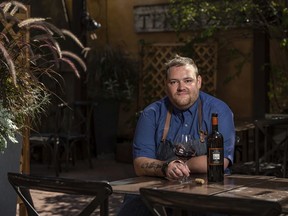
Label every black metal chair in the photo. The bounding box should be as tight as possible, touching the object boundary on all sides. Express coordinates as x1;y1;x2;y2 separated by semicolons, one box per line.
29;101;97;176
8;172;113;216
140;187;282;216
56;101;97;171
29;132;58;167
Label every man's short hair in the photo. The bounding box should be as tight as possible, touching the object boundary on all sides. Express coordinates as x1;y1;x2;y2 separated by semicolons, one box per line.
165;54;199;76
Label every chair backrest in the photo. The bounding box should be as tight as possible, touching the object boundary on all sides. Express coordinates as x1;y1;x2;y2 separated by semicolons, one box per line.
56;101;97;138
56;102;78;136
140;187;282;216
8;172;113;216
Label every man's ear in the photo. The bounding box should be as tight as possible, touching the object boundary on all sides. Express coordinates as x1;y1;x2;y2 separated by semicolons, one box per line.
197;75;202;89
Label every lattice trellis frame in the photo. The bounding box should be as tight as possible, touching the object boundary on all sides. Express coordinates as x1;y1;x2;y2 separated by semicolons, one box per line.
139;43;218;109
139;44;182;109
0;5;30;216
0;7;30;67
193;43;217;95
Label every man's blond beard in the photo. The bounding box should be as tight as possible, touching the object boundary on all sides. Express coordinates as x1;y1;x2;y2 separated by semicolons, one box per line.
172;94;198;110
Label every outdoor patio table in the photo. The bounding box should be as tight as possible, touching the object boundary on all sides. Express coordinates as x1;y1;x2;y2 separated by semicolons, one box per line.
110;174;288;215
216;176;288;214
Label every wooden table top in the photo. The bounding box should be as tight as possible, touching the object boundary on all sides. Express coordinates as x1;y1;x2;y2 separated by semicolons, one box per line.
216;177;288;213
110;174;288;214
111;174;274;194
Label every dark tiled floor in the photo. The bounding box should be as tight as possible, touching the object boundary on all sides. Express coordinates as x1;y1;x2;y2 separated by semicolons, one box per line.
18;155;136;216
30;154;135;181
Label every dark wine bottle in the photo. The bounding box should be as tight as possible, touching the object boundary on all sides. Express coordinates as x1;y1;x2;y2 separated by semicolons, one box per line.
207;113;224;183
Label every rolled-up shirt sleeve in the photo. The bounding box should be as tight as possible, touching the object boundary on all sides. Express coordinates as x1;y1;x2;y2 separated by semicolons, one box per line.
218;108;235;166
133;108;158;159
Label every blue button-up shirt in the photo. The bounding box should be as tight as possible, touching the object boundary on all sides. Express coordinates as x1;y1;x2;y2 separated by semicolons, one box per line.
133;91;235;165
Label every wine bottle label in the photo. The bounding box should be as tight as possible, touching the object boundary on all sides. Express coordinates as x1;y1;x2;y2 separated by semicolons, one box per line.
208;148;223;165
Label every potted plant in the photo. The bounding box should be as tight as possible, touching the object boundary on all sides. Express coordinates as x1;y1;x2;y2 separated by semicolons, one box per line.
86;46;138;102
0;1;87;215
86;46;138;157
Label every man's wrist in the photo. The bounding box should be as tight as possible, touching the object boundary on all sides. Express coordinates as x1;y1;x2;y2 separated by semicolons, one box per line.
161;160;172;176
161;159;183;176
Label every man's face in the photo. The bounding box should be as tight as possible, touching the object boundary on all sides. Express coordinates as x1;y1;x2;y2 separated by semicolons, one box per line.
166;65;202;110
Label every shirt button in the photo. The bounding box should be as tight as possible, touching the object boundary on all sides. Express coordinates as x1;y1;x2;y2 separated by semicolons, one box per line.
184;124;188;127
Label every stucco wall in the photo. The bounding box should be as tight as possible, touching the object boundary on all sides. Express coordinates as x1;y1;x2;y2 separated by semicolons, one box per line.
88;0;179;53
217;29;254;119
88;0;255;120
33;0;255;131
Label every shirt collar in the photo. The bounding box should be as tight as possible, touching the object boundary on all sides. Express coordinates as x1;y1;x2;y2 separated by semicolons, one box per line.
168;97;200;122
171;98;200;114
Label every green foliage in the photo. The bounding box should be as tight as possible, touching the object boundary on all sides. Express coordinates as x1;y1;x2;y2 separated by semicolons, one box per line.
169;0;258;30
168;0;288;113
86;46;138;102
268;65;288;113
0;1;87;152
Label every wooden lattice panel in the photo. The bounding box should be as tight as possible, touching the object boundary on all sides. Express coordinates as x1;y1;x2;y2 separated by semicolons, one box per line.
139;44;183;108
193;43;217;95
0;6;30;70
139;43;218;109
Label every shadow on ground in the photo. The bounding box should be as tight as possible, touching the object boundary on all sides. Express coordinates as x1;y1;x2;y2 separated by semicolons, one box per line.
18;156;135;216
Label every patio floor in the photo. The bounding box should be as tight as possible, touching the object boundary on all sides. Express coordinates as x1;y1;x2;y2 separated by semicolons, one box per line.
17;154;136;216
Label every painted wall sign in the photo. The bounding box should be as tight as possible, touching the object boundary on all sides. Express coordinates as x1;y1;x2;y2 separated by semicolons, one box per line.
133;4;174;33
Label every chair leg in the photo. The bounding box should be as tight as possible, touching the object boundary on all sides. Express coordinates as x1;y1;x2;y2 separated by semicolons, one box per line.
87;141;93;169
64;140;72;171
283;135;288;178
53;137;61;177
100;198;109;216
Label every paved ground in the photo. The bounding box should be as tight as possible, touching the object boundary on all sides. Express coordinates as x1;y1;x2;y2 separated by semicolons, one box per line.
17;154;136;216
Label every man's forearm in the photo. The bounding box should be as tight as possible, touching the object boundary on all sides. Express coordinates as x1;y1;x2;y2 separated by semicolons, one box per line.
186;155;230;173
133;157;164;177
186;155;207;173
134;156;230;177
